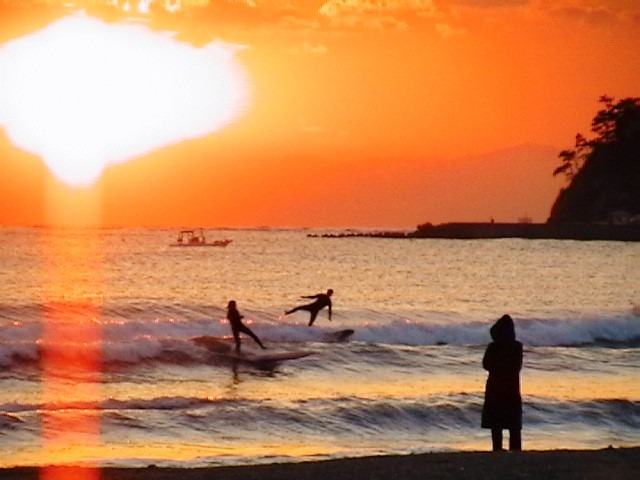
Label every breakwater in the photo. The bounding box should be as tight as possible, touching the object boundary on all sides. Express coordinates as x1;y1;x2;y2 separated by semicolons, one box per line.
309;223;640;241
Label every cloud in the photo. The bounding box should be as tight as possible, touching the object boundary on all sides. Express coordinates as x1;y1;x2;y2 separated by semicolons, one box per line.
319;0;439;16
367;15;409;31
445;0;529;7
549;5;617;25
435;22;466;37
288;41;329;55
279;15;322;32
317;0;439;31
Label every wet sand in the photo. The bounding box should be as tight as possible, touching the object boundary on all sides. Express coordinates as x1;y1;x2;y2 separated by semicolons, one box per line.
2;447;639;480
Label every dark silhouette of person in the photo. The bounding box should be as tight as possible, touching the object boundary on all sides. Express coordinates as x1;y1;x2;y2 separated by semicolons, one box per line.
481;314;523;451
284;289;333;326
226;300;266;353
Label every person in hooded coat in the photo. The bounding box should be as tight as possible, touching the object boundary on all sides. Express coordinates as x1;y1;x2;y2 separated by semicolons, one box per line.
481;314;523;451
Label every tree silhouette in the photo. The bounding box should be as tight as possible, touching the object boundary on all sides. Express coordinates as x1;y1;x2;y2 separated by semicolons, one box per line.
549;96;640;223
553;96;640;181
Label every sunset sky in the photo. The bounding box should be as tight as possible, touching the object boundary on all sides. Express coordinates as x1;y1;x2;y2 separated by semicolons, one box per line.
0;0;639;228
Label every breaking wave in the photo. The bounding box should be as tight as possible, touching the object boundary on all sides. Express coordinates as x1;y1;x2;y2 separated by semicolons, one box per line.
1;302;639;369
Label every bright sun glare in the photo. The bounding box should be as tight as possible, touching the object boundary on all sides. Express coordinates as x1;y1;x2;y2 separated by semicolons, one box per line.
0;13;250;187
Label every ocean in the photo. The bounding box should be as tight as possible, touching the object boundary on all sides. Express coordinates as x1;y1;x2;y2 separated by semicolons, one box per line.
0;227;639;468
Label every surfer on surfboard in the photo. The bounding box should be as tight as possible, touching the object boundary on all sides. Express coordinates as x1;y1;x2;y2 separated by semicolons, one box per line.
284;289;333;326
226;300;266;353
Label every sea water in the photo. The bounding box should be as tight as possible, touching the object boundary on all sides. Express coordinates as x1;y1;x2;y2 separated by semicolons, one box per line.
0;227;639;467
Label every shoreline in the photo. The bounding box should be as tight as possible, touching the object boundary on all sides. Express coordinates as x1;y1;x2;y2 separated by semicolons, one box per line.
2;447;639;480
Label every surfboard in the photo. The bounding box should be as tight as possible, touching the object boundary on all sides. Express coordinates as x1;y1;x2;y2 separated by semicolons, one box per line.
240;350;313;363
192;335;313;367
326;329;355;342
216;349;313;368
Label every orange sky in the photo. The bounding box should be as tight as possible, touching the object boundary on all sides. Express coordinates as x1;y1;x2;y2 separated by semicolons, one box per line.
1;0;639;228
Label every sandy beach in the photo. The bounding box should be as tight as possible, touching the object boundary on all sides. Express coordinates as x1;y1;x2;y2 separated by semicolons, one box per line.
2;447;639;480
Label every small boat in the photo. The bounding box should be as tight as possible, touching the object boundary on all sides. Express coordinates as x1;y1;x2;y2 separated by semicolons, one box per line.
170;229;232;247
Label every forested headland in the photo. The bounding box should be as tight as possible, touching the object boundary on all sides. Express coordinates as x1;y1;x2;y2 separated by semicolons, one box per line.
412;96;640;240
317;96;640;241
